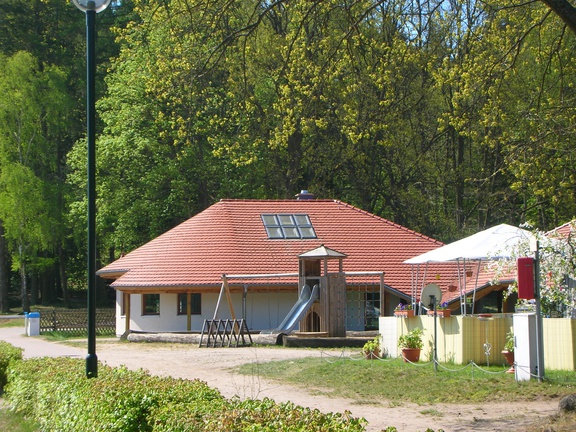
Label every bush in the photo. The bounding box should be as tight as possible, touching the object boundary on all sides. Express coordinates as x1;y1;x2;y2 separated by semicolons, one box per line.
6;358;226;431
5;357;366;431
204;398;366;431
398;327;423;349
0;341;23;391
503;330;514;352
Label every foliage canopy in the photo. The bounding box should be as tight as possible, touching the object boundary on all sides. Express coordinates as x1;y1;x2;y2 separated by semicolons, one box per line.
1;0;576;310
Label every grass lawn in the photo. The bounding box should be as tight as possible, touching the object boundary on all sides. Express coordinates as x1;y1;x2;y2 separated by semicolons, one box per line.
0;318;24;328
236;355;576;405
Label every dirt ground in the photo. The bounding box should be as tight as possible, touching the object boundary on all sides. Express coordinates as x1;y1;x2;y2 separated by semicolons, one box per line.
93;341;560;432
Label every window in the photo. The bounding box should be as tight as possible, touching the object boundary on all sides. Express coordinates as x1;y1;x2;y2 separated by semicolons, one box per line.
177;293;202;315
142;294;160;315
365;292;381;331
261;214;317;239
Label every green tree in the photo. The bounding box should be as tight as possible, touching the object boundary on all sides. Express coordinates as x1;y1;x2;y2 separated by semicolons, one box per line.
0;51;72;311
474;1;576;229
0;0;133;307
0;164;52;312
91;0;504;250
81;0;576;267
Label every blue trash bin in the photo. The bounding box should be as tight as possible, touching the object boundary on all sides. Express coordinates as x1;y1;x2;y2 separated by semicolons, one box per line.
27;312;40;336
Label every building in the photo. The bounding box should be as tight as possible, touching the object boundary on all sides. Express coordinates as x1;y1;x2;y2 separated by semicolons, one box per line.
98;195;459;336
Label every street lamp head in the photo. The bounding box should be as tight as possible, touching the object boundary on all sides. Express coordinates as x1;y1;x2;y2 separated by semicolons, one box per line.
72;0;112;13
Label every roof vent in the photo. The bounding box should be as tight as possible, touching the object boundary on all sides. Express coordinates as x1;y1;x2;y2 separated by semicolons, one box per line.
296;190;315;200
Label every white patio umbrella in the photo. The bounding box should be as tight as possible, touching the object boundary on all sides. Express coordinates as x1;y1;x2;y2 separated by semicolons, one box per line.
404;224;534;314
405;224;533;264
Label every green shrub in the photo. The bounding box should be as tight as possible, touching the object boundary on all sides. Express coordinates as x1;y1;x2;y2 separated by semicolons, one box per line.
503;330;514;352
203;398;367;431
7;359;225;431
153;397;366;432
5;357;365;431
5;357;85;425
0;341;23;390
398;327;423;349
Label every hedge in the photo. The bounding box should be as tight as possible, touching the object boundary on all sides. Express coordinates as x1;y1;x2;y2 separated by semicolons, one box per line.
0;341;23;391
5;356;366;431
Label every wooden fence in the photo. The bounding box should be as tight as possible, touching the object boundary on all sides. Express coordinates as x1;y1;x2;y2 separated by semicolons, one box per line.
39;309;116;336
381;314;576;370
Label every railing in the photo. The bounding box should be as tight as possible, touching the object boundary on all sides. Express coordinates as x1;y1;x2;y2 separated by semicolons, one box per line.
39;309;115;336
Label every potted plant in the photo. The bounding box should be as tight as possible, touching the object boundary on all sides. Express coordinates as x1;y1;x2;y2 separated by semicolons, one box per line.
427;301;451;318
502;330;515;373
398;327;423;362
363;336;381;360
394;303;414;318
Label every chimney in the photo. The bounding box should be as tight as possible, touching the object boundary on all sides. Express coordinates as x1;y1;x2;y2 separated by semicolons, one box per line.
296;190;315;200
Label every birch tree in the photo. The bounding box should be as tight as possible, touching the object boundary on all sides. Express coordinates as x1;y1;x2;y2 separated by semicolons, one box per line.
0;51;71;310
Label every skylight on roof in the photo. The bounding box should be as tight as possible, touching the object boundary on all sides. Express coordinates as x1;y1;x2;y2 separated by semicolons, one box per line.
261;214;317;239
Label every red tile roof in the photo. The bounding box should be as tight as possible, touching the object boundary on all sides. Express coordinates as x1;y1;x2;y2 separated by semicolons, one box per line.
547;220;575;238
98;199;452;294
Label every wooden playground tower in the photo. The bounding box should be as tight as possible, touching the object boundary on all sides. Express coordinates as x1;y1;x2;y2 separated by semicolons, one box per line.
298;244;347;337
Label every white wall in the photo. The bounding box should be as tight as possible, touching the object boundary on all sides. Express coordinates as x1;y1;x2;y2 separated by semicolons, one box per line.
115;291;124;335
379;316;399;358
117;292;223;334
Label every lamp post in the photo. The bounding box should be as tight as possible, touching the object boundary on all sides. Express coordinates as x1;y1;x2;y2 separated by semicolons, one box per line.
71;0;112;379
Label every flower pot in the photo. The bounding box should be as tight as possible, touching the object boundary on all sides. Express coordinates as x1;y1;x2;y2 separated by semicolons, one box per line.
428;309;451;318
394;310;414;318
365;351;379;360
401;348;421;363
466;270;473;277
502;350;515;373
448;284;457;292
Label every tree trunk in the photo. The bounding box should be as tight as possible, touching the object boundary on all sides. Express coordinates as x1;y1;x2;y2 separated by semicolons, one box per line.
540;0;576;35
455;134;466;229
41;270;50;306
20;261;29;313
30;270;38;305
96;251;108;307
0;220;9;313
285;129;303;196
58;244;70;307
